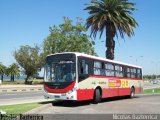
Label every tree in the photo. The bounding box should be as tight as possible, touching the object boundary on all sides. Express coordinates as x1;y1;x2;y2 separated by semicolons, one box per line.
14;45;43;82
151;74;156;79
43;17;97;57
6;63;20;81
0;63;6;81
85;0;138;59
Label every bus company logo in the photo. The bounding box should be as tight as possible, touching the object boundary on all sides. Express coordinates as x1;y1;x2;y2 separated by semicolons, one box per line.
99;82;106;85
91;81;96;85
55;86;59;89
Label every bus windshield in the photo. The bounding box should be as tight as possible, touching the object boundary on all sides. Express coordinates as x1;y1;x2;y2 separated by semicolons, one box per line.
44;61;76;83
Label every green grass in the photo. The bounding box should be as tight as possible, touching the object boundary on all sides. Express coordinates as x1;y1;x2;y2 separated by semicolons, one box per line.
2;80;25;85
0;101;49;114
143;88;160;94
32;79;43;85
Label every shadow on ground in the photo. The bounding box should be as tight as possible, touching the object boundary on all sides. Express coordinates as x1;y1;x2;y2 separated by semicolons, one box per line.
39;101;54;105
51;96;140;107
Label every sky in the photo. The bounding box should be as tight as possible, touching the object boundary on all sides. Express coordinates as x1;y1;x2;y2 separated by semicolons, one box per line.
0;0;160;75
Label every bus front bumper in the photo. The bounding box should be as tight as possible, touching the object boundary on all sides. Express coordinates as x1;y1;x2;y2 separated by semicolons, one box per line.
44;90;77;100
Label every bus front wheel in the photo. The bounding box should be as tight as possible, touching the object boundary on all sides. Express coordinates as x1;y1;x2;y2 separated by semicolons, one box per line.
93;89;101;104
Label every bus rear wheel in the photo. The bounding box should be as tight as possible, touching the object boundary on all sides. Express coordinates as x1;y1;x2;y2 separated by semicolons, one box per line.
93;89;101;104
130;87;135;98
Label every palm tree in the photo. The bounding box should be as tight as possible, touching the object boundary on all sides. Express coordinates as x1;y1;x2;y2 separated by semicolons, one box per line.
85;0;138;59
0;63;6;81
7;63;20;81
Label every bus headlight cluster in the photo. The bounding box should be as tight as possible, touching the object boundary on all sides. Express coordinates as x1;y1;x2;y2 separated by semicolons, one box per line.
68;88;76;94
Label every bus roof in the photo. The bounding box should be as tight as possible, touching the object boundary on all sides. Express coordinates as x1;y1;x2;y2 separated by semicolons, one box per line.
47;52;142;69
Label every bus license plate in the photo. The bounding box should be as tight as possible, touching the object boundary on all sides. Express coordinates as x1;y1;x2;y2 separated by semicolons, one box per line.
54;95;60;98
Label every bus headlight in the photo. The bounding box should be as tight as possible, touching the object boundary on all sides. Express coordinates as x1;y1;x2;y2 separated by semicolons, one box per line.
68;88;76;94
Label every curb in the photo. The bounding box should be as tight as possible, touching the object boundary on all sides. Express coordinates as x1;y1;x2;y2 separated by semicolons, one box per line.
138;93;160;96
0;88;43;93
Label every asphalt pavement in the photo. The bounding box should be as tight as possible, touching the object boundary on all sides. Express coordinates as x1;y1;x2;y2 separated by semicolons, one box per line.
0;91;49;106
27;94;160;114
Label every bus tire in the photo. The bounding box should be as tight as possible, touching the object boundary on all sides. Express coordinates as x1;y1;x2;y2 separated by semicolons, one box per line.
130;87;135;99
93;89;101;104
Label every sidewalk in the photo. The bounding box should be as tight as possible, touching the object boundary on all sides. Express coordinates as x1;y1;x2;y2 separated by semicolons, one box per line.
0;84;43;92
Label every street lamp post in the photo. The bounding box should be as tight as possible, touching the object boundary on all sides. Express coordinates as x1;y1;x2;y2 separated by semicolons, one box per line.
151;61;160;79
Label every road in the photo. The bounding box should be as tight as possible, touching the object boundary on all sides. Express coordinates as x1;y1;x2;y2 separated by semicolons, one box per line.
1;92;160;120
27;94;160;114
0;91;48;106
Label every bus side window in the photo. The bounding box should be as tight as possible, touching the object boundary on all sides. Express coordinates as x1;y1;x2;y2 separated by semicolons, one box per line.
82;60;88;75
123;66;127;78
104;63;114;76
79;59;89;75
137;68;142;79
115;65;123;77
78;59;89;82
131;68;136;78
127;67;131;78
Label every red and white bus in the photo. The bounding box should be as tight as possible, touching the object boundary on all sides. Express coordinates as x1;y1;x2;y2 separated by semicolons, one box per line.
44;52;143;103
